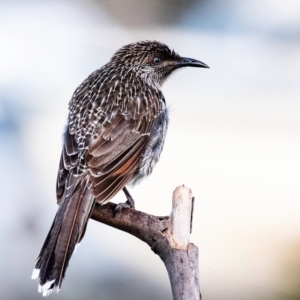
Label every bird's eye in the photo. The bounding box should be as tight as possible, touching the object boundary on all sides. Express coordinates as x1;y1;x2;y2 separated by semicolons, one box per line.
153;57;161;64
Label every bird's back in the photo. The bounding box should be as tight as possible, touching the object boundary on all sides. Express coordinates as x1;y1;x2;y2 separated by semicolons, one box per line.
59;64;167;204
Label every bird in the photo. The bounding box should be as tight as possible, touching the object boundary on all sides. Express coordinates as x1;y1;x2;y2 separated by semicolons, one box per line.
31;40;209;296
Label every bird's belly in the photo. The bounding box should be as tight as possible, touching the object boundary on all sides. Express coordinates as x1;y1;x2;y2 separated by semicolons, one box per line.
129;107;169;186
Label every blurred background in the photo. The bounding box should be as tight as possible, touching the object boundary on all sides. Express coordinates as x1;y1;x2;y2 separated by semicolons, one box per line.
1;0;299;299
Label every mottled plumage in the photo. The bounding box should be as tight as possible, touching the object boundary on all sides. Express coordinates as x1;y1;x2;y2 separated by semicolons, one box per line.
32;40;208;296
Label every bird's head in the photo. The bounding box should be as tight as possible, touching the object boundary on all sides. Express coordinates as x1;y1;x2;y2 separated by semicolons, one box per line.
110;40;209;88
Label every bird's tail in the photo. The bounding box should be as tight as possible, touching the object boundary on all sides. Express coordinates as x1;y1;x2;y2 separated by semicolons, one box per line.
31;176;94;296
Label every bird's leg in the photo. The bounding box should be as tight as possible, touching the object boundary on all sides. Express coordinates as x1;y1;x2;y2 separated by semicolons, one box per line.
122;186;135;208
113;187;135;216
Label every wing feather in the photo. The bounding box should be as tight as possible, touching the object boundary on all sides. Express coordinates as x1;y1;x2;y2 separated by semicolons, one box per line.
86;113;150;203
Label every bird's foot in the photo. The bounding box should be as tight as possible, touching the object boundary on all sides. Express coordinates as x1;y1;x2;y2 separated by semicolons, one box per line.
113;200;133;215
113;187;135;217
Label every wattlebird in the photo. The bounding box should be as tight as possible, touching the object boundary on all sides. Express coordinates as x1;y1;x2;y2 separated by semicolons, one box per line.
32;40;209;296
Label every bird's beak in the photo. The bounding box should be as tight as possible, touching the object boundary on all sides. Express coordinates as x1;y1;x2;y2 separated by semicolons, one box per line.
175;57;209;69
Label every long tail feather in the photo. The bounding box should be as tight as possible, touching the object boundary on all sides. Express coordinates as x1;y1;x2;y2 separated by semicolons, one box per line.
32;176;94;296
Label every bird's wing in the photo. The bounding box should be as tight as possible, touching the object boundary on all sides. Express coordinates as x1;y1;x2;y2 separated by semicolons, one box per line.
56;127;81;204
56;70;164;204
85;113;150;202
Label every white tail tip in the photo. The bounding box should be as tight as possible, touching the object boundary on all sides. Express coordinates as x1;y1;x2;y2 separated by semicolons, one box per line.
31;268;40;280
74;243;81;254
38;279;57;297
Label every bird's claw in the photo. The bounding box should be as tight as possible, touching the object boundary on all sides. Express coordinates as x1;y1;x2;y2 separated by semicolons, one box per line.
113;187;136;217
113;201;135;217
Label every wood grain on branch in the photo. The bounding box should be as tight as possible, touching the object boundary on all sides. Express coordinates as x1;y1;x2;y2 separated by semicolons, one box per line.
91;185;201;300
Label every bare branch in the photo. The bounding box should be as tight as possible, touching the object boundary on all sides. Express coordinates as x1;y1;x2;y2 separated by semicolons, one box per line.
91;185;201;300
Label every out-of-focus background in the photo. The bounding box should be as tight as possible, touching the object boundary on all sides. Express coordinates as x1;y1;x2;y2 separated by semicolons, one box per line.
1;0;299;299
